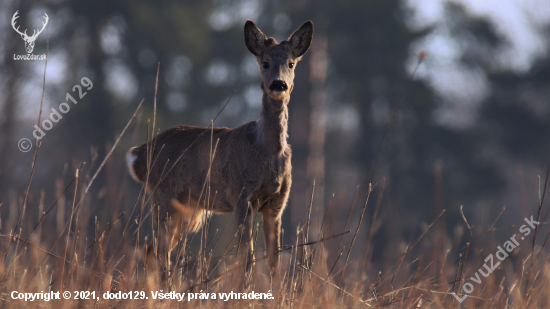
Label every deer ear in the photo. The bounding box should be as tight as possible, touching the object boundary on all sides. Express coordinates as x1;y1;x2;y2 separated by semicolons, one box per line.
288;21;314;58
244;20;267;56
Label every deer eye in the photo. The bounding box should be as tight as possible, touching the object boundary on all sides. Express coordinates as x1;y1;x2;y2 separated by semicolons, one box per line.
289;62;295;69
263;62;269;69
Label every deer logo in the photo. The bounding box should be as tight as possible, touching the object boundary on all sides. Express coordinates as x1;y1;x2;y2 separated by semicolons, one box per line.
11;11;49;54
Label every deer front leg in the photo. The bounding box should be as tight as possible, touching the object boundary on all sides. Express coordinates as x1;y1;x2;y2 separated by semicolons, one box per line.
262;177;290;277
236;201;254;284
262;211;281;277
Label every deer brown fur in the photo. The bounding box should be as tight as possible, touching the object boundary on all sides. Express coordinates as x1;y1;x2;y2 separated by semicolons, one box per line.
126;20;313;278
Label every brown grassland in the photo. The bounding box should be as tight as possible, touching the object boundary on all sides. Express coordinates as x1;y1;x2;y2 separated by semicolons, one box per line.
3;68;550;309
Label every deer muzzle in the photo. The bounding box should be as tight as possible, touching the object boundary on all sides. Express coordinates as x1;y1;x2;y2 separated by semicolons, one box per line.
269;80;288;96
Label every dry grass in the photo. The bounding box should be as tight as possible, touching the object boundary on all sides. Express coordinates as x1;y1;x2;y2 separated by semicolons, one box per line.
3;150;550;309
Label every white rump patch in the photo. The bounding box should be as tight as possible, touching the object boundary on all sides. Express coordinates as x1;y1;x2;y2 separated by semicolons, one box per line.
126;147;140;182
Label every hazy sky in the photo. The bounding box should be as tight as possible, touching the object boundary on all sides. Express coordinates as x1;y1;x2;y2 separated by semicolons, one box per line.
406;0;550;129
12;0;550;130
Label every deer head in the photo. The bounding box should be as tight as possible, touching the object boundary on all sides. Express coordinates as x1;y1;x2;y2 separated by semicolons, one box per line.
11;11;49;54
244;20;313;102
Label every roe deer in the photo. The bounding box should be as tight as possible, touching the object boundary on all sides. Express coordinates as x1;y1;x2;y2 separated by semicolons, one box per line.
126;20;313;279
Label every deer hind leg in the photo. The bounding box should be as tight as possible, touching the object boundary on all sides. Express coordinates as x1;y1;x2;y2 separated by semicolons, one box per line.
167;197;209;260
145;196;207;278
144;188;182;276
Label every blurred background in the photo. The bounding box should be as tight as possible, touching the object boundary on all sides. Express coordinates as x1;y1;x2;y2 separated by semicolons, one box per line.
1;0;550;260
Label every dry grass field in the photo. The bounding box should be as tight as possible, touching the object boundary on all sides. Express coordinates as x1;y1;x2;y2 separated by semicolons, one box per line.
3;130;550;309
3;72;550;309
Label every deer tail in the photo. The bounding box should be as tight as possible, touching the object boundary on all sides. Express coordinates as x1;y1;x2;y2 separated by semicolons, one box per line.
126;146;145;182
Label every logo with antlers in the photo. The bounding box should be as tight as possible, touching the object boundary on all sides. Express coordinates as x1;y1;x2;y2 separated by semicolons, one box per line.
11;11;49;54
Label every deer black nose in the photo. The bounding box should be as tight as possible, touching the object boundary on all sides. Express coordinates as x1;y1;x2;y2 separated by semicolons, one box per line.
269;80;288;92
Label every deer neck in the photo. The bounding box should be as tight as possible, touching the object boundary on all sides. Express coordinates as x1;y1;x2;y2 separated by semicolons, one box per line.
257;92;290;156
